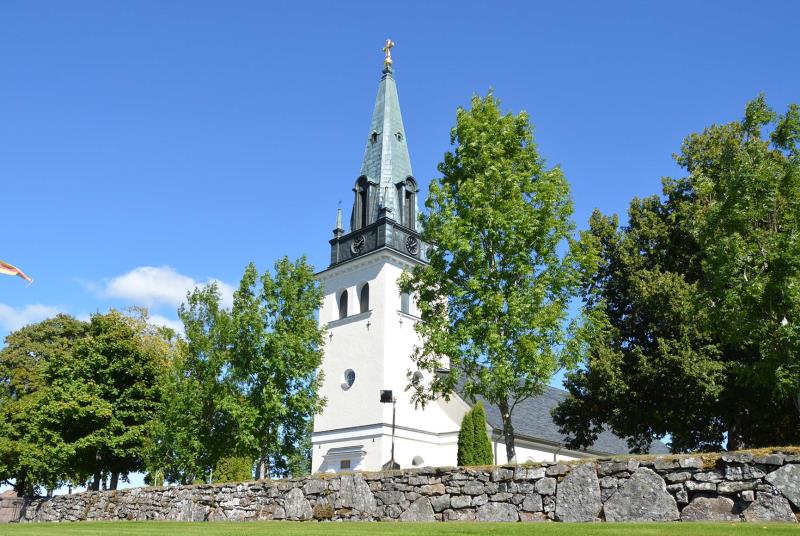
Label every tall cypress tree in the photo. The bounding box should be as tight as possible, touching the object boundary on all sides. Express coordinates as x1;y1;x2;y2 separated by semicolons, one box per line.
456;409;475;466
470;403;494;465
457;404;494;466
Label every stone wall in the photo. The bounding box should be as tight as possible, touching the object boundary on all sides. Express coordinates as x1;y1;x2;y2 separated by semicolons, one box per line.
7;451;800;523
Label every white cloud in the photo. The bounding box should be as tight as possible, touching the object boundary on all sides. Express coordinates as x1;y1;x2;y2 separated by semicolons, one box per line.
148;314;185;335
95;266;234;310
0;303;61;332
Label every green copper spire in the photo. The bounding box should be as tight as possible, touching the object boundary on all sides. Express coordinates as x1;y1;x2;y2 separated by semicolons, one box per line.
353;41;417;229
329;42;428;267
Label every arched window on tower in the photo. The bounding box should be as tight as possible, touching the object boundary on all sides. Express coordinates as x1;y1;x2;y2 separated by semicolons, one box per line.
396;177;417;228
359;283;370;314
404;178;417;228
338;290;349;319
353;177;370;230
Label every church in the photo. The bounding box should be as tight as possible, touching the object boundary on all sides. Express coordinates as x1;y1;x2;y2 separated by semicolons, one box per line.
311;42;667;474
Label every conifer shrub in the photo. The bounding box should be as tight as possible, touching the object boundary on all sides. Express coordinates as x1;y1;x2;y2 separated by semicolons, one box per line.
213;456;254;483
457;403;493;466
471;402;494;465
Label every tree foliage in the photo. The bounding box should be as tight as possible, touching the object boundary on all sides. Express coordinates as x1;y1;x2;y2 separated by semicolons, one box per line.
148;257;325;483
401;93;584;461
553;96;800;452
457;403;493;466
146;283;242;485
0;310;170;495
213;456;254;483
231;257;325;480
0;315;88;495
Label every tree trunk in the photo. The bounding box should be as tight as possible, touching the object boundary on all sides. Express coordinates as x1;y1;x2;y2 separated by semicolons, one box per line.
498;400;516;463
110;472;119;490
727;420;744;451
256;456;268;480
90;470;101;491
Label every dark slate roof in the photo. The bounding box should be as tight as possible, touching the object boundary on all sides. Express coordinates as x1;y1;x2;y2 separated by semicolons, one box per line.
459;385;669;456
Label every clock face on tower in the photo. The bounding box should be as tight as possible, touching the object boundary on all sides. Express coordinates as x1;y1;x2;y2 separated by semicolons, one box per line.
405;235;419;255
351;235;366;255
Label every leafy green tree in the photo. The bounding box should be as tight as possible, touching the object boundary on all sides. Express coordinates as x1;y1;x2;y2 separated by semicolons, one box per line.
68;309;170;490
0;315;88;495
147;283;242;485
0;310;170;494
401;93;584;462
554;96;800;452
213;456;254;483
230;258;325;479
457;403;493;466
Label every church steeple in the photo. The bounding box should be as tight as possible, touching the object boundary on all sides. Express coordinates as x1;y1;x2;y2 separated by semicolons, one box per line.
351;40;417;231
329;41;426;268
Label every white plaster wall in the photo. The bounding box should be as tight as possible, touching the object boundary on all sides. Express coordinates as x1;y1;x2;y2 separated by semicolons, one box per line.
490;437;586;465
312;250;467;473
313;258;385;434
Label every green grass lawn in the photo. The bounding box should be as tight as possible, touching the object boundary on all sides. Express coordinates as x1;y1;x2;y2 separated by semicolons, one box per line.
1;522;798;536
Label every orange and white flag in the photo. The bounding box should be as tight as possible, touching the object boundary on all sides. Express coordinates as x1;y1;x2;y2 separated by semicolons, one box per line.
0;260;33;285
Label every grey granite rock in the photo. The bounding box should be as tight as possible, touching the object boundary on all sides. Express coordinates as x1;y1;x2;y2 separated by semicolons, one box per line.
476;501;519;522
303;479;327;495
450;495;471;509
399;497;435;521
514;466;545;480
754;454;785;465
653;458;680;470
685;481;717;492
742;493;797;523
765;463;800;508
555;463;601;522
535;477;557;496
283;488;312;520
599;461;629;476
490;468;514;482
444;508;476;521
519;511;548;522
546;464;569;477
693;470;724;482
336;474;376;515
679;457;703;469
521;494;542;512
461;481;485;496
375;491;404;505
680;497;739;522
665;471;692;483
429;494;450;513
722;453;754;464
718;481;755;494
603;467;679;522
420;483;446;496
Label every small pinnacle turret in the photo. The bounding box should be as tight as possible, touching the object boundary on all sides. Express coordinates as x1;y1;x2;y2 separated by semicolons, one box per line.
334;206;344;237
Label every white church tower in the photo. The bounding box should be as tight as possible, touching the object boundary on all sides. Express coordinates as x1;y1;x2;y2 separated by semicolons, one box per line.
311;41;467;473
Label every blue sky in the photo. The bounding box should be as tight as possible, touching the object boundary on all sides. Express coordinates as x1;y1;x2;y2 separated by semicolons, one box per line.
1;1;798;346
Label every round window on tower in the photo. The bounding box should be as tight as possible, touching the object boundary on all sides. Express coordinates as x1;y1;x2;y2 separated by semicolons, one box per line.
341;369;356;390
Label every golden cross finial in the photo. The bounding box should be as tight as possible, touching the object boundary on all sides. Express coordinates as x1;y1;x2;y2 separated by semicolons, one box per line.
383;38;395;66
